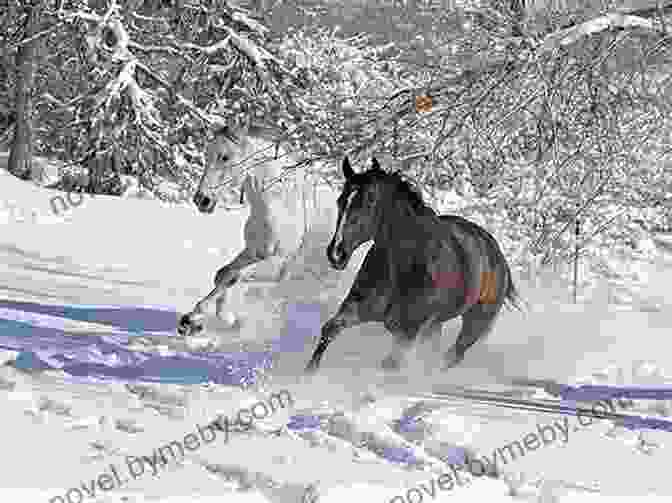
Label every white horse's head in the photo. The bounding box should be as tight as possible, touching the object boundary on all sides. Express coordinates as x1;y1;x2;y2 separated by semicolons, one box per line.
193;125;249;213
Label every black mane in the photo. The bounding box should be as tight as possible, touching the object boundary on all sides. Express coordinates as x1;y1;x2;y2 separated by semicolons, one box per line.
353;168;426;211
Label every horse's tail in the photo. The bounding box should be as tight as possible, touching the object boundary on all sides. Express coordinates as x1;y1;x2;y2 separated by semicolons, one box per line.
504;265;527;312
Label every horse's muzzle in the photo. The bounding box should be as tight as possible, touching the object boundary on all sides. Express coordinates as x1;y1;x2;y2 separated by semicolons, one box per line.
327;242;348;270
193;191;216;214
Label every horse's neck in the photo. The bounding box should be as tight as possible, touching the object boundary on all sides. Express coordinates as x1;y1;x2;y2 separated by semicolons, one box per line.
245;137;298;196
247;164;307;228
251;165;301;202
377;202;435;271
242;136;309;236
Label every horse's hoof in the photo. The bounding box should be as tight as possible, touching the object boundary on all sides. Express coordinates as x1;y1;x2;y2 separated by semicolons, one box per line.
442;348;464;370
381;355;402;371
177;315;192;336
305;360;319;374
177;325;195;337
177;314;204;337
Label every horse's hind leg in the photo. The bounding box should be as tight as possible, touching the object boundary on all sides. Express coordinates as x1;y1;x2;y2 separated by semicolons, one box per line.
420;317;443;343
381;328;417;371
214;272;239;326
420;317;445;357
443;302;502;370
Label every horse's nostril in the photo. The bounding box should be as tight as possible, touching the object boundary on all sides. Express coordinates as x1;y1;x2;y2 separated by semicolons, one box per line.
328;243;345;265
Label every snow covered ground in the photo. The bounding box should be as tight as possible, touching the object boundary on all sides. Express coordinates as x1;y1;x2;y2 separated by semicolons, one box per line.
1;161;672;503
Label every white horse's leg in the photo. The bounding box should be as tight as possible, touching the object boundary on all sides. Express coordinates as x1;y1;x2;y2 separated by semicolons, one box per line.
277;258;290;281
214;296;237;326
239;253;290;283
178;248;261;335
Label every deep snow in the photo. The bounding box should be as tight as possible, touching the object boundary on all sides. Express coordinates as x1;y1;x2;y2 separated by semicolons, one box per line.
1;160;672;503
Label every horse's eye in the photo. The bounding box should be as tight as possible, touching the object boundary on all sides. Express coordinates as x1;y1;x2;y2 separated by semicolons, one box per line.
364;190;376;205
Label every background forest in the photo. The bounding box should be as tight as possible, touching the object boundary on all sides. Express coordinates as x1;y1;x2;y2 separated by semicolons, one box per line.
2;0;672;292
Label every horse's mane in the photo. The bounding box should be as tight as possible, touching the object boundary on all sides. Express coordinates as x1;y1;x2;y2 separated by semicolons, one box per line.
354;166;435;273
209;122;305;207
389;171;426;211
356;168;428;213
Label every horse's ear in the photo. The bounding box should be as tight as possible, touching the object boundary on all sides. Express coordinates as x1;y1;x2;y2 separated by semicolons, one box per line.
342;156;355;180
371;157;382;172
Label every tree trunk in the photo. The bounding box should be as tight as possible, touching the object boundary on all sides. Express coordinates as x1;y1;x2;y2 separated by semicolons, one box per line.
7;0;40;181
86;145;121;194
87;151;108;195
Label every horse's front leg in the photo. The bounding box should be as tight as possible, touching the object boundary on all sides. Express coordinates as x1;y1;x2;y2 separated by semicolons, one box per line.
380;311;436;371
178;248;260;336
305;301;362;374
381;323;419;371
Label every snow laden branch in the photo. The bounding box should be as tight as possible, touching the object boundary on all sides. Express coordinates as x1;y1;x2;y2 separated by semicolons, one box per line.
90;1;133;63
178;26;279;88
93;60;162;130
540;13;657;52
180;37;232;55
83;0;168;152
344;1;672;171
81;1;237;160
223;26;279;67
58;10;102;24
4;2;103;52
52;0;302;199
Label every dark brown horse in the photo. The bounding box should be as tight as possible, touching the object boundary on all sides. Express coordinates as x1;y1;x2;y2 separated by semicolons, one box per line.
305;157;522;373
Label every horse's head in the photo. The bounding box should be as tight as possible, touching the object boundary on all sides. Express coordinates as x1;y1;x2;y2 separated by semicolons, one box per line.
193;126;248;214
327;156;387;269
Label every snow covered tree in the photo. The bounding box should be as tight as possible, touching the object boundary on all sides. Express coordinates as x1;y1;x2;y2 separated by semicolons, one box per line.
313;0;672;277
2;0;306;197
2;0;50;180
3;0;672;285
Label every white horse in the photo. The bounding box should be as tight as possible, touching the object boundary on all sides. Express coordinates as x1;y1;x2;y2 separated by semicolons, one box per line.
177;124;331;336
